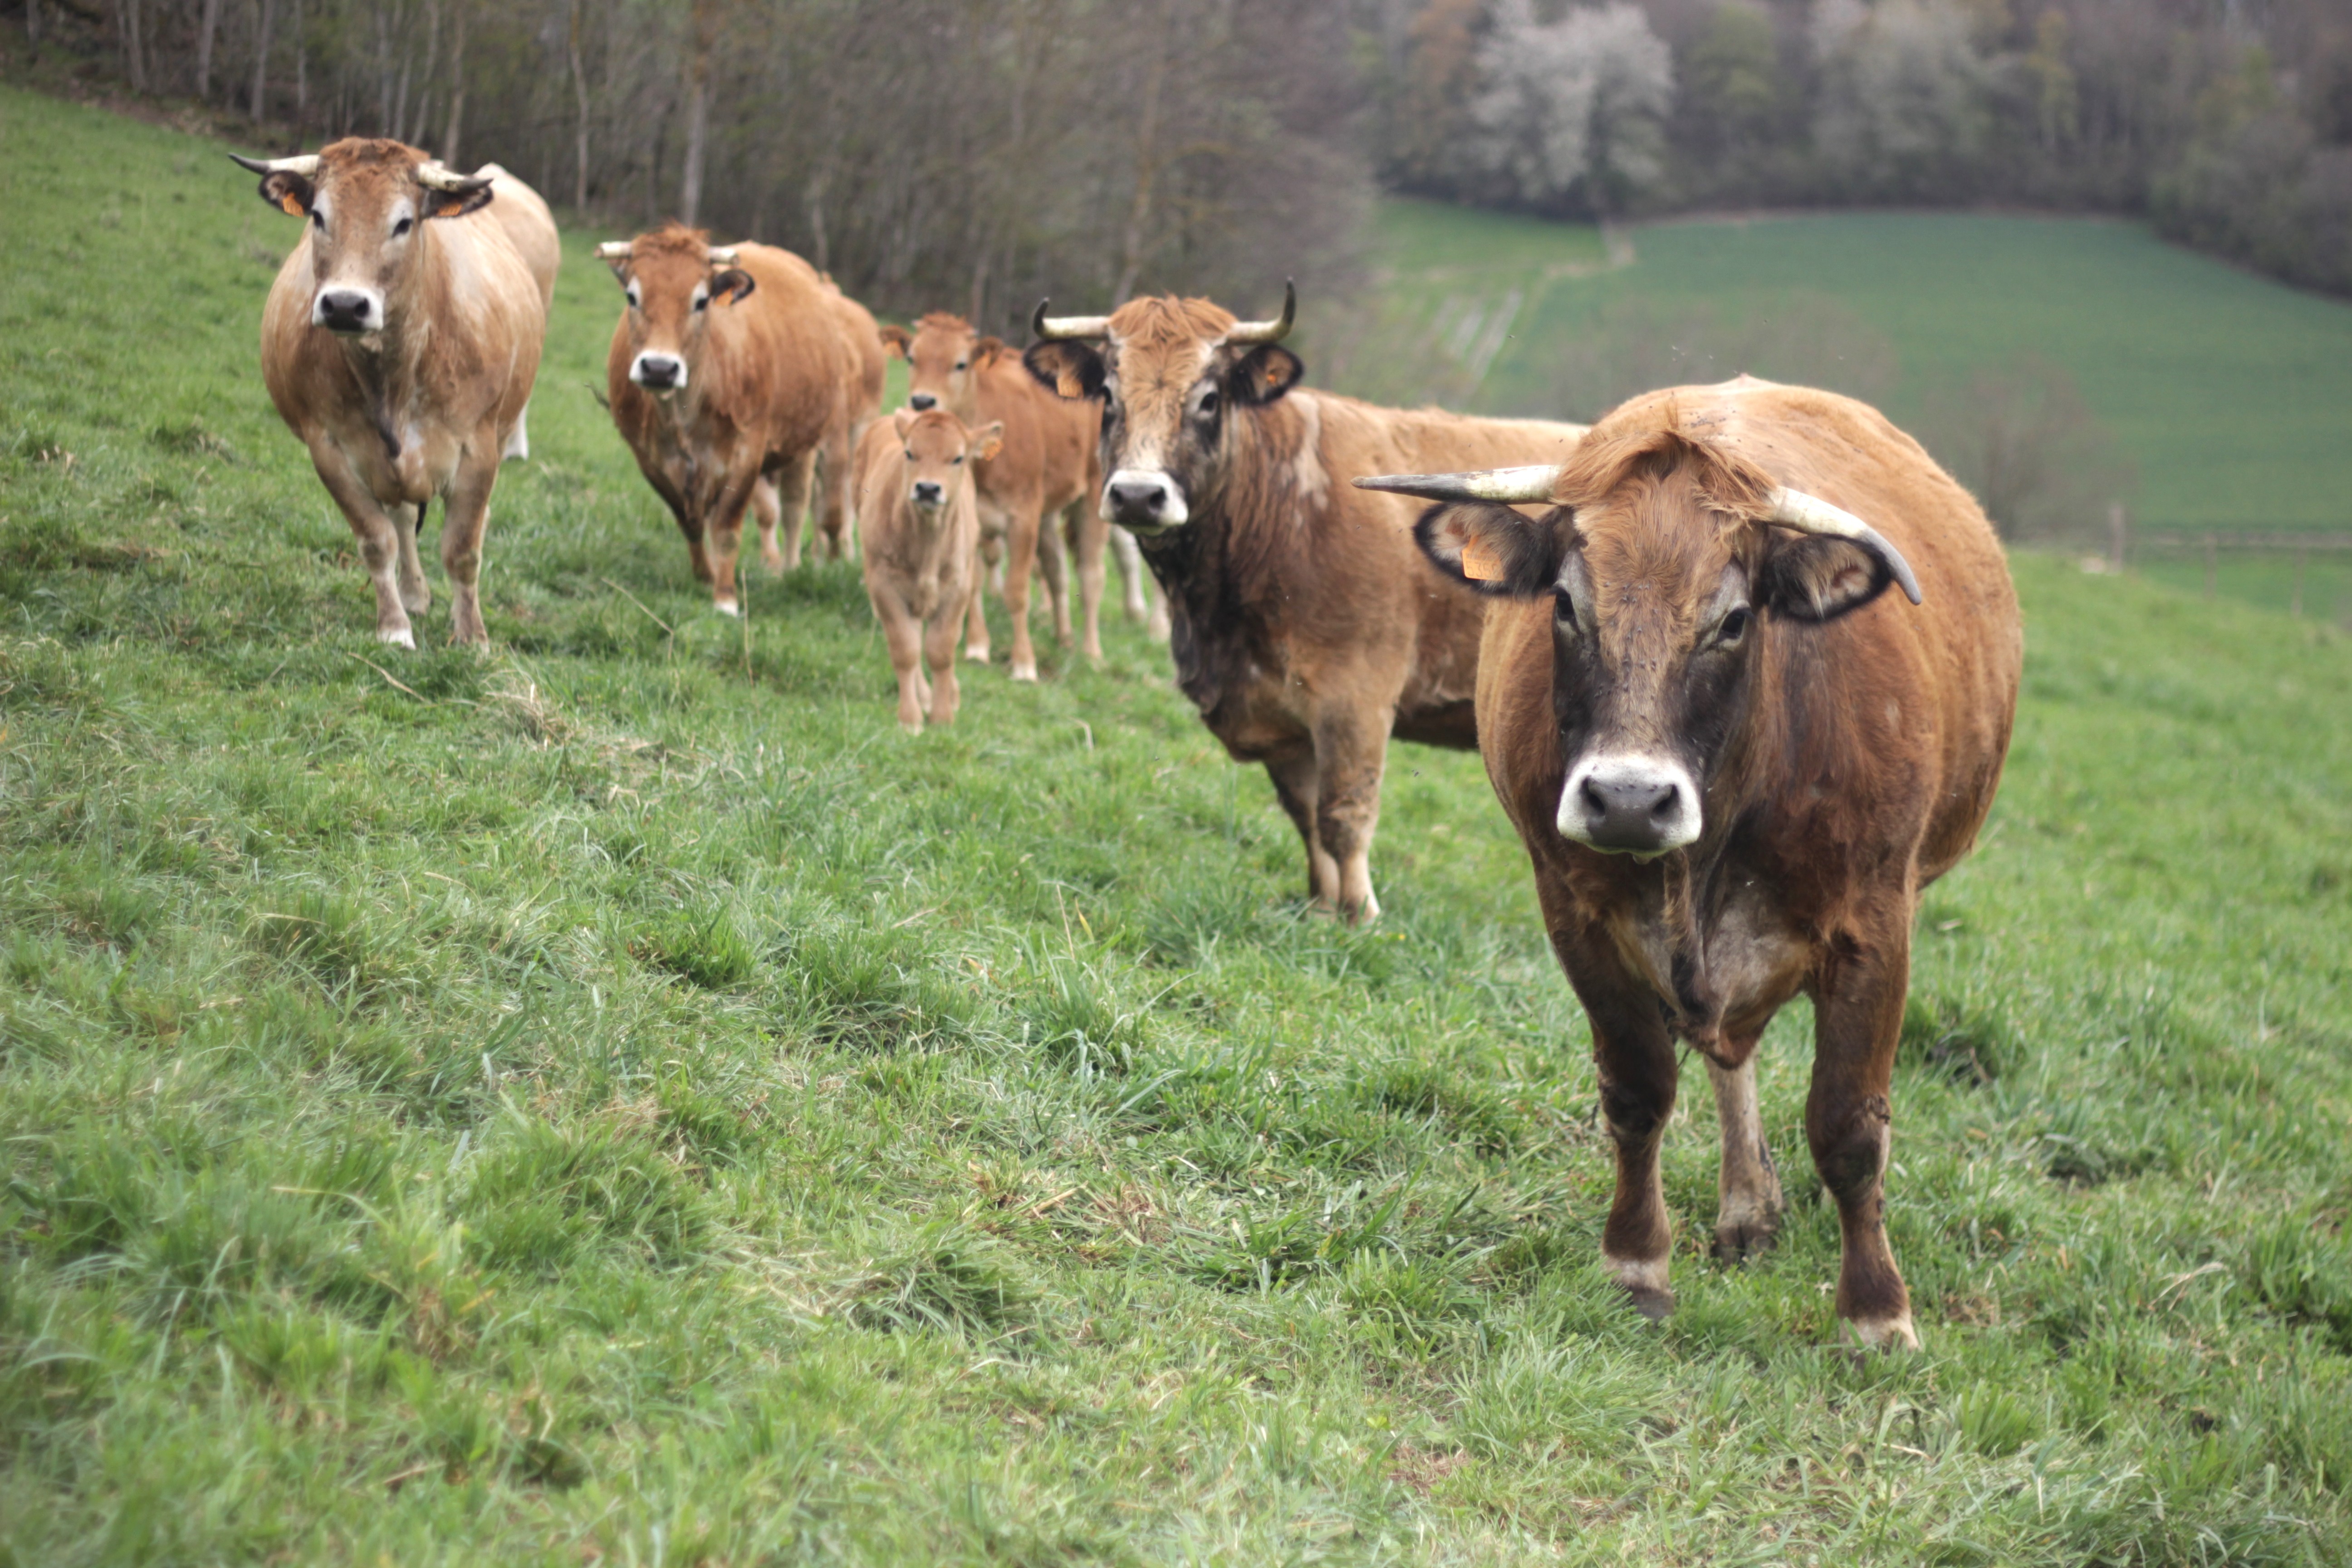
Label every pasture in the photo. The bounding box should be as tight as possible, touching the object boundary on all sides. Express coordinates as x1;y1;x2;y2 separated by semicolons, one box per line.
5;84;2352;1565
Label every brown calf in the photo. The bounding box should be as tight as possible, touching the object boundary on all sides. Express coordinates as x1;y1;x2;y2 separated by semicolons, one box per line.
1026;287;1584;919
1367;377;2022;1348
600;228;882;612
237;140;557;646
855;408;1003;732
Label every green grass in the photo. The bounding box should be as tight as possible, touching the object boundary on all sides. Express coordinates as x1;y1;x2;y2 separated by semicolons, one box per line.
5;84;2352;1565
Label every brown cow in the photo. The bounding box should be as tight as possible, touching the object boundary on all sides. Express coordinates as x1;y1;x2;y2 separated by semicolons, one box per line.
1362;377;2022;1348
1025;286;1585;920
880;313;1161;680
854;407;1003;732
598;228;881;612
235;140;558;647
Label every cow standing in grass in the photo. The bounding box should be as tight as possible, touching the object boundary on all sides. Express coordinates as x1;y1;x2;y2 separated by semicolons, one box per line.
855;408;1002;733
599;227;882;612
1364;377;2023;1348
881;312;1163;679
1025;286;1585;920
237;140;559;647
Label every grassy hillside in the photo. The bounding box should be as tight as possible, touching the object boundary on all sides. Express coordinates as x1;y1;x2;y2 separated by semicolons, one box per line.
5;86;2352;1566
1356;199;2352;617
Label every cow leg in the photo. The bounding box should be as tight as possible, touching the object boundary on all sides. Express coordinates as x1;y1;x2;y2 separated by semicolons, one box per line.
437;450;504;647
1071;501;1107;662
1111;525;1149;623
392;502;431;615
310;445;419;648
1706;1052;1784;1262
925;593;965;728
772;450;817;575
1807;918;1919;1349
965;527;1001;664
704;469;764;618
1310;709;1389;923
752;476;785;575
873;591;926;734
1588;998;1681;1320
1263;750;1339;907
1001;497;1045;682
1034;503;1073;650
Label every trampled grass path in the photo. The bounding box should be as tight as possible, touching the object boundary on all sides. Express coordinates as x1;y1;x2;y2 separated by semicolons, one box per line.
3;85;2352;1566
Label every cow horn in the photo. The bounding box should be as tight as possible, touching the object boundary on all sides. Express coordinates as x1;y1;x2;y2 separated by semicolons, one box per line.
706;245;740;266
1352;465;1563;504
1223;279;1296;346
1031;299;1112;341
415;160;492;193
1763;488;1923;605
229;152;320;178
594;241;633;260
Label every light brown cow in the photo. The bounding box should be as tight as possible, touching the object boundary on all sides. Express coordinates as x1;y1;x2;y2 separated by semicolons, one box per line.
1364;378;2022;1348
1026;286;1585;919
880;313;1161;680
855;408;1002;732
236;140;557;647
599;228;882;612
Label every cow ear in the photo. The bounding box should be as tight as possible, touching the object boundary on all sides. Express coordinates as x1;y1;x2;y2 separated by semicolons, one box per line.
1024;339;1105;401
258;169;314;217
710;268;755;306
970;421;1004;463
425;184;494;221
1414;501;1563;598
1227;344;1302;406
892;407;919;439
1756;534;1897;622
972;336;1008;367
877;324;911;359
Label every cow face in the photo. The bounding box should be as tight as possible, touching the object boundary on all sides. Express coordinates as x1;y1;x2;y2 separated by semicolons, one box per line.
1408;427;1909;858
602;225;755;395
882;314;1005;423
891;407;1003;516
1024;291;1300;535
233;140;493;337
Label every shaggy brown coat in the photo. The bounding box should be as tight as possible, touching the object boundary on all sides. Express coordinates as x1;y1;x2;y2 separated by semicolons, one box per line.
251;139;557;646
1427;378;2021;1348
855;408;1002;732
1026;294;1585;919
604;228;882;610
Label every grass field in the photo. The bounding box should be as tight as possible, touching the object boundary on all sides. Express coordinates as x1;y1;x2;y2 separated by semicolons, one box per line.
6;85;2352;1565
1358;199;2352;618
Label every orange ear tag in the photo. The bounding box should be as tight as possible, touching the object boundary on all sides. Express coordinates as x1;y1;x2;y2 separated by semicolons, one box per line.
280;194;304;216
1458;533;1504;582
436;200;468;219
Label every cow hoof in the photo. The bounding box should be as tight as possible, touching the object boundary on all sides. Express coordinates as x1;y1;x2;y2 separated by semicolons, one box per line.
1711;1217;1781;1264
379;627;417;650
714;599;740;618
1010;661;1039;683
1607;1254;1673;1320
1844;1313;1921;1352
964;647;991;665
1624;1284;1676;1322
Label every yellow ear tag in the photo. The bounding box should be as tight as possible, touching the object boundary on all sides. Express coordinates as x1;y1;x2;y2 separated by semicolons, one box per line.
1458;533;1504;582
280;194;304;216
435;199;468;219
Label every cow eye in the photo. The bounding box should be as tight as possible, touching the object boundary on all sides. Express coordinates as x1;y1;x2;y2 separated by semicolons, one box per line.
392;216;413;237
954;360;968;372
903;450;914;462
1198;389;1220;417
310;210;324;230
1553;588;1578;630
952;455;964;465
692;293;710;312
1714;607;1751;647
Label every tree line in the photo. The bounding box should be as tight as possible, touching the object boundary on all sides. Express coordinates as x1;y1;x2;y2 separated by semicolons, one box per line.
10;0;2349;311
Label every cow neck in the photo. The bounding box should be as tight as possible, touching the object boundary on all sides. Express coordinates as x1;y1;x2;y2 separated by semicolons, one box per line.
332;218;444;464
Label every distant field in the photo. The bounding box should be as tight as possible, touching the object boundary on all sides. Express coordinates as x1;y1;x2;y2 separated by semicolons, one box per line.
1352;199;2352;617
5;87;2352;1566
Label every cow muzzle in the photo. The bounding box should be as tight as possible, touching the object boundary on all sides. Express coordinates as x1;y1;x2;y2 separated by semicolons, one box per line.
1558;753;1702;857
907;392;939;412
313;286;384;335
630;351;687;392
1101;469;1188;532
910;480;946;510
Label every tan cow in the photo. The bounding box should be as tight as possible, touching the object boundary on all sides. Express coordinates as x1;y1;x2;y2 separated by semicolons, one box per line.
598;227;881;612
855;408;1003;732
1026;286;1585;919
880;313;1161;680
1367;378;2022;1348
235;139;557;646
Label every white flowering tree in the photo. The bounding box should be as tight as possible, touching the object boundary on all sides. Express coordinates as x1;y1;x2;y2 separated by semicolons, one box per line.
1463;0;1674;215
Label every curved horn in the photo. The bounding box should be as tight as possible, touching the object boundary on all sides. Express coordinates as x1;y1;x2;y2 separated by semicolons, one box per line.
705;245;740;266
1353;465;1563;505
415;160;492;193
1223;278;1296;345
229;152;320;178
594;241;633;261
1764;488;1923;605
1031;298;1112;342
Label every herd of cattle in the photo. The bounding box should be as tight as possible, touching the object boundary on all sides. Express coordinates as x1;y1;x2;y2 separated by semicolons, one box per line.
230;140;2025;1351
